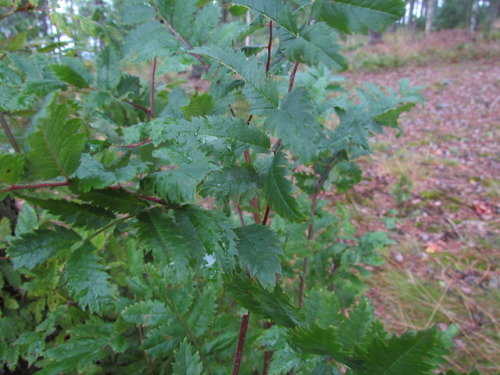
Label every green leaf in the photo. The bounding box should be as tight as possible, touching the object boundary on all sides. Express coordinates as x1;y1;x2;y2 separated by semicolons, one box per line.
6;32;27;52
122;301;171;326
373;102;415;128
188;286;216;337
329;161;362;192
233;0;298;36
194;46;279;115
0;154;25;185
97;45;120;90
181;92;215;119
191;3;221;46
200;164;259;202
50;64;90;88
288;324;348;361
142;325;184;357
235;224;283;290
175;205;238;272
76;187;148;214
261;151;306;223
22;197;115;230
8;226;81;270
173;339;204;375
281;23;347;71
354;327;451;375
228;276;303;328
150;116;270;153
312;0;406;34
75;154;150;191
64;243;114;313
156;0;198;37
136;208;190;280
143;163;218;204
26;102;85;180
24;79;67;96
264;88;322;162
122;20;178;62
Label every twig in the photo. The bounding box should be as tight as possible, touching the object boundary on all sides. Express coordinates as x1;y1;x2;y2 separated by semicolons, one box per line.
0;112;21;153
0;181;70;194
138;327;155;375
236;205;246;227
261;205;271;226
111;139;152;148
149;57;157;119
265;22;273;74
444;217;463;240
298;157;338;307
164;22;209;73
114;96;151;117
232;313;250;375
288;62;300;92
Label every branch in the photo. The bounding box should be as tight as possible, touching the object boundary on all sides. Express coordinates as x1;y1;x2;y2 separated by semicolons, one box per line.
232;313;250;375
0;112;21;153
149;57;157;119
298;157;338;307
288;62;300;93
265;22;273;74
111;139;152;149
0;181;70;194
117;97;151;118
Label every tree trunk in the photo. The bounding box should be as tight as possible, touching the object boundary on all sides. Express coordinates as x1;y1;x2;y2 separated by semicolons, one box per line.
369;29;383;44
425;0;437;35
408;0;416;40
470;0;480;32
488;0;500;35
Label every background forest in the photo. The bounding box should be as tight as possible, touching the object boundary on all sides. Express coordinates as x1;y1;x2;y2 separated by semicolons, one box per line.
0;0;498;374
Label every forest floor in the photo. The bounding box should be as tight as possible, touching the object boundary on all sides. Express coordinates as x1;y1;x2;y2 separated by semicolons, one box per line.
340;30;500;373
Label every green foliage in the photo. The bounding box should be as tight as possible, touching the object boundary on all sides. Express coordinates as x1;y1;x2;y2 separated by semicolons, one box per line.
0;0;467;374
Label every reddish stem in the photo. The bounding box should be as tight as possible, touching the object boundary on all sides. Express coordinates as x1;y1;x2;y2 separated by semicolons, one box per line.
265;22;273;74
112;139;152;148
232;313;250;375
288;62;300;92
0;181;69;194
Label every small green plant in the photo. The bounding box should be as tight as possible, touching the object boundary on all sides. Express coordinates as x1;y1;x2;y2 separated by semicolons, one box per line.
392;172;414;205
0;0;478;374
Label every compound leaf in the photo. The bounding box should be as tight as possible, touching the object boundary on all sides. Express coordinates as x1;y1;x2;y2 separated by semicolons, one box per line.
172;340;204;375
97;45;120;90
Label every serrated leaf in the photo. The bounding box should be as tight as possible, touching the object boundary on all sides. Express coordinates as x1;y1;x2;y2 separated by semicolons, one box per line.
156;0;197;37
122;20;178;62
373;102;415;128
50;64;89;88
22;197;115;230
26;102;85;180
354;327;451;375
288;325;348;362
191;3;221;46
8;226;81;270
23;79;66;96
194;46;279;115
312;0;406;34
181;92;214;119
188;287;216;337
0;154;25;185
76;187;148;214
97;46;120;90
136;208;190;280
173;340;204;375
228;276;303;328
329;161;362;192
281;23;347;71
261;151;306;223
235;224;283;290
150;116;270;153
142;325;184;357
7;32;27;52
264;88;321;162
75;153;150;191
175;205;238;272
200;165;259;202
122;301;171;326
234;0;298;36
64;243;114;313
143;163;218;204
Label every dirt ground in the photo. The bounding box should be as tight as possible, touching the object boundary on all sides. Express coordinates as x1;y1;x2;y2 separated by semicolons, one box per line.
341;32;499;373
